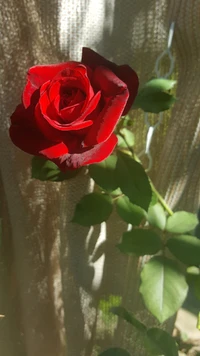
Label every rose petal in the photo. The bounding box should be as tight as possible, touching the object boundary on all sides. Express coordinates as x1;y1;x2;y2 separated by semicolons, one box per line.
36;101;93;140
53;133;118;170
48;80;61;102
82;48;139;114
38;87;100;131
67;89;85;107
9;104;67;156
54;95;60;113
35;103;63;141
46;99;61;122
23;61;79;108
62;132;82;152
60;90;100;122
60;101;84;122
82;47;118;73
36;66;99;131
39;142;69;159
116;65;139;114
59;66;94;109
84;66;129;146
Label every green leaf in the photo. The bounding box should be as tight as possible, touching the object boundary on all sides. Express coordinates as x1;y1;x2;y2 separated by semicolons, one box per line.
117;128;135;148
166;211;198;233
197;312;200;330
116;152;152;211
117;229;162;256
72;193;113;226
99;295;122;314
167;234;200;266
133;91;176;113
195;223;200;239
148;203;166;230
193;276;200;301
31;156;80;181
142;78;177;93
133;78;177;114
145;328;178;356
99;348;130;356
149;191;159;207
116;196;146;226
186;267;200;288
140;256;188;323
111;307;178;356
111;306;147;332
110;188;122;197
187;266;200;276
186;268;200;302
88;155;118;192
122;114;133;127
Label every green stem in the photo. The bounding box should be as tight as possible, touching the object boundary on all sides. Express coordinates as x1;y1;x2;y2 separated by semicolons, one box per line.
119;132;134;154
116;117;126;134
112;193;124;201
151;182;173;216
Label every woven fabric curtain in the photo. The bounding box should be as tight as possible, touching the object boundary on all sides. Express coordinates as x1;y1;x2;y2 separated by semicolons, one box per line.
0;1;200;355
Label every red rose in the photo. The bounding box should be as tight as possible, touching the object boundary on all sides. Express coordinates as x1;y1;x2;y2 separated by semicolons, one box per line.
10;48;138;170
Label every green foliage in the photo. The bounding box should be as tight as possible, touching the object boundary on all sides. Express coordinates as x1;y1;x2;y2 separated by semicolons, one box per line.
72;193;113;226
133;78;176;113
142;78;176;93
193;276;200;301
167;234;200;266
149;192;159;207
197;312;200;330
99;348;130;356
98;295;122;326
134;92;176;113
148;203;166;230
116;196;146;225
117;230;162;256
165;211;198;233
31;156;80;181
111;306;178;356
111;306;147;332
140;256;188;323
195;223;200;239
122;114;133;127
145;328;178;356
99;295;122;315
186;267;200;301
115;151;152;211
88;155;118;192
117;128;135;148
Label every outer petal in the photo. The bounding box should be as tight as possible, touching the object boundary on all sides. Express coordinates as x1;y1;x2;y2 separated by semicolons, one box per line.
84;66;129;146
82;47;118;73
23;61;79;108
53;134;118;171
82;48;139;114
116;65;139;114
39;142;69;159
9;104;68;157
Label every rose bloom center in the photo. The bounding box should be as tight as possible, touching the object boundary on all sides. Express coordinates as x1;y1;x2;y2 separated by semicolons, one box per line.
59;86;86;110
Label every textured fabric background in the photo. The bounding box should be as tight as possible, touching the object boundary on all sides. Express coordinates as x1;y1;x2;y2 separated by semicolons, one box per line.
0;1;200;355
